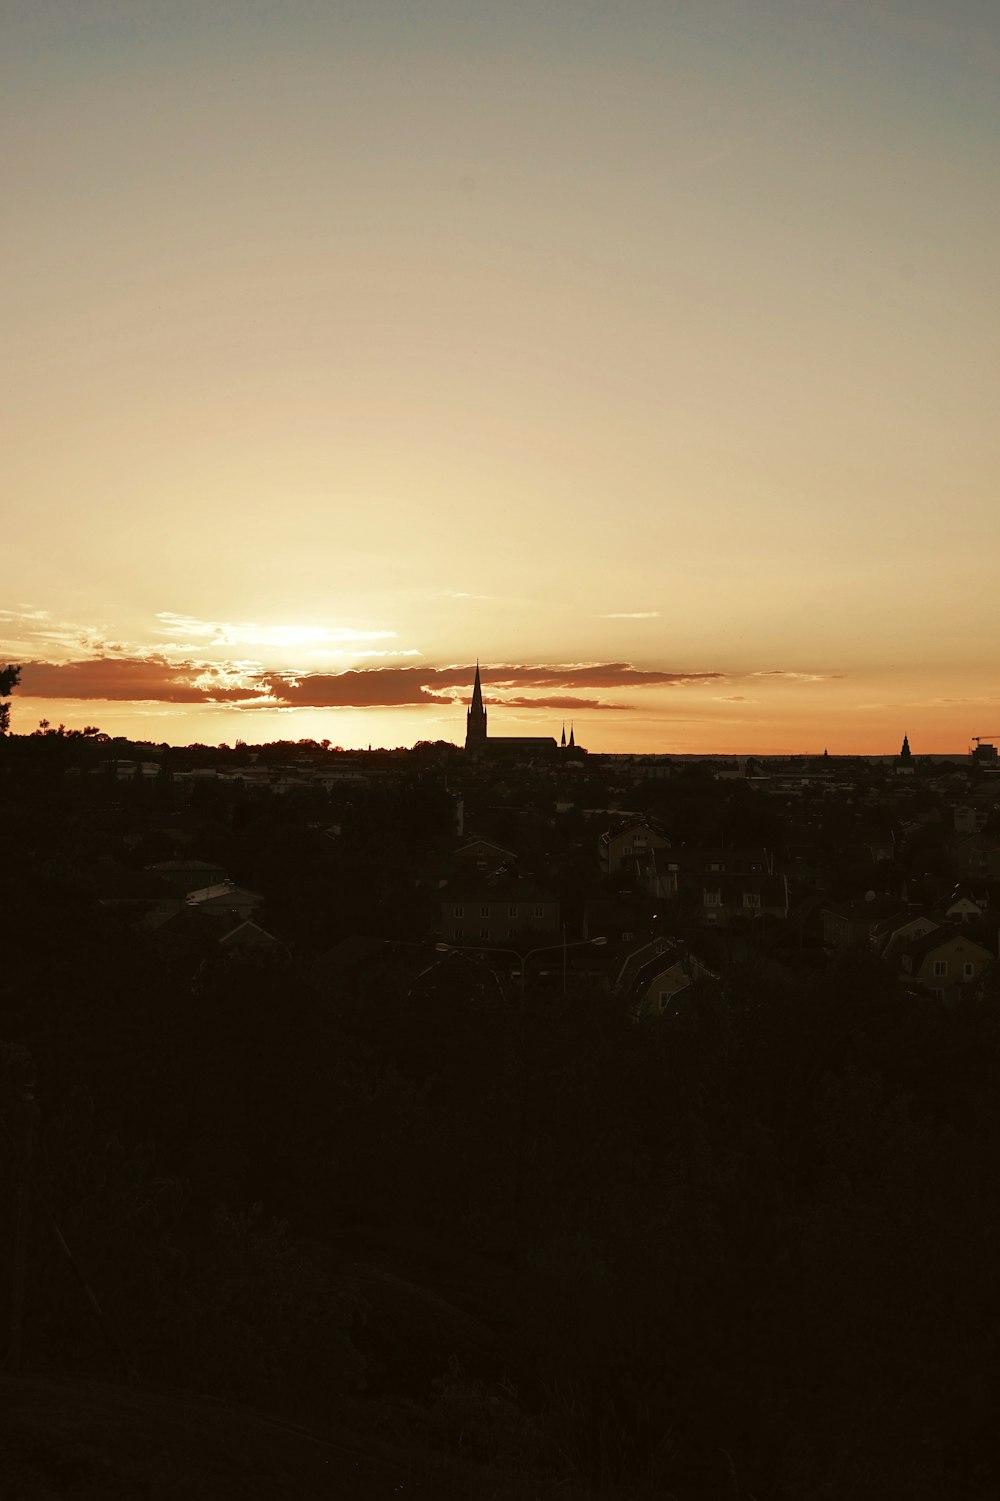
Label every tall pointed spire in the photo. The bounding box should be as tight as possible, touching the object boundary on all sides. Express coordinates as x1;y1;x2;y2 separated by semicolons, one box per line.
560;723;566;748
569;724;575;749
465;659;488;754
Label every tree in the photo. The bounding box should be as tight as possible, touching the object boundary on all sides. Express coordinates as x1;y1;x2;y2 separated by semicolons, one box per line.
0;663;20;734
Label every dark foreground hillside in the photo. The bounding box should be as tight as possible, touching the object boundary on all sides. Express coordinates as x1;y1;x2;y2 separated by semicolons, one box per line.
3;745;1000;1499
0;1373;470;1500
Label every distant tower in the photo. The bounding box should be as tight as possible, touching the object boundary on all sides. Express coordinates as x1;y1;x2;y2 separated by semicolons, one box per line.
560;724;567;749
568;725;575;749
899;733;912;762
465;662;488;754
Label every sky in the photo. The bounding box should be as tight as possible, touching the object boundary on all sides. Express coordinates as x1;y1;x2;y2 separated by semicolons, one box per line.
3;0;998;753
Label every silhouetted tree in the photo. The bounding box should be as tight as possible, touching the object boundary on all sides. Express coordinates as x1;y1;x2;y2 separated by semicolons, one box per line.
0;662;20;734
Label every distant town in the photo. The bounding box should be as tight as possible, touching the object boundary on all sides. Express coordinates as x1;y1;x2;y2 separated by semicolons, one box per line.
6;684;997;1007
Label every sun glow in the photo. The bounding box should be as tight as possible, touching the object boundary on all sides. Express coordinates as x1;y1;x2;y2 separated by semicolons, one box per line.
154;614;397;651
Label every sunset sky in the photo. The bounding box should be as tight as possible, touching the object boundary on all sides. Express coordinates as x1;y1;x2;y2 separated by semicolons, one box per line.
4;0;998;753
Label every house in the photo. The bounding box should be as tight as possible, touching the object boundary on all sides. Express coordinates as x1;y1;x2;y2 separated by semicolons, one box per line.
953;804;987;835
600;818;671;877
870;911;940;962
953;834;1000;883
946;895;984;924
450;837;519;874
185;881;264;922
414;835;519;893
899;929;996;1004
147;857;229;894
860;828;895;863
217;920;282;955
672;846;773;888
613;937;714;1017
822;895;905;951
439;881;559;947
699;873;789;927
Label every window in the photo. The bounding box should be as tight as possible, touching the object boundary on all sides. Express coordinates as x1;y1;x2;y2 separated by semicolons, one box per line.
964;962;976;978
480;905;490;917
704;890;721;907
454;927;463;939
480;927;490;939
743;892;761;909
932;959;947;977
534;905;544;919
508;905;518;918
622;930;633;942
453;905;464;918
931;988;944;1001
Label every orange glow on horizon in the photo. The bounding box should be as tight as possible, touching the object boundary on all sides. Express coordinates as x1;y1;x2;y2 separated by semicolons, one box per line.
3;4;998;753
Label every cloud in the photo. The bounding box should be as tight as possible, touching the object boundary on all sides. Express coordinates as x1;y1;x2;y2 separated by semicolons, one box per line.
17;657;262;704
155;613;396;648
500;696;629;712
597;611;661;619
750;670;842;683
263;668;456;708
471;663;722;690
10;654;727;711
0;608;51;623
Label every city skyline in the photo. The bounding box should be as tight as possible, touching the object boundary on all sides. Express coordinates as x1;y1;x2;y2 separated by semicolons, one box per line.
1;622;991;756
4;1;998;753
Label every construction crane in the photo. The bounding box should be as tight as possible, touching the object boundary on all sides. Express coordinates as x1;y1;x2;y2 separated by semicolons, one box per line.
970;735;1000;761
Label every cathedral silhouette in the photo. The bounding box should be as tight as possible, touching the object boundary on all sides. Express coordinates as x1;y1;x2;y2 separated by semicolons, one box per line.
465;662;582;760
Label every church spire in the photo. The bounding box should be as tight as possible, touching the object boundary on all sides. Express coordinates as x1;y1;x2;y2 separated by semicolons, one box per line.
560;723;566;748
465;659;488;754
569;724;575;749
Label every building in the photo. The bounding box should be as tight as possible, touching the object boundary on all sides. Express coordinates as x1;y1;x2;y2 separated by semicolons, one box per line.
900;929;996;1004
822;895;905;951
464;662;578;761
439;881;559;946
600;818;672;877
954;834;1000;883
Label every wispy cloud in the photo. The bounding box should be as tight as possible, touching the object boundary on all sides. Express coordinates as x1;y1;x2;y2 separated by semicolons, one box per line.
155;613;397;648
500;696;630;712
0;608;51;624
750;670;842;683
597;611;661;619
0;608;134;661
